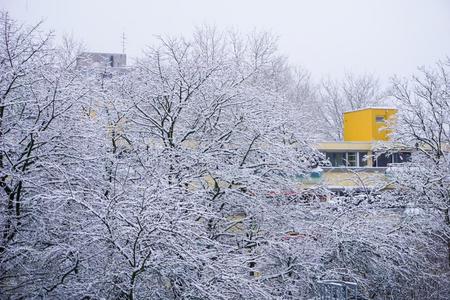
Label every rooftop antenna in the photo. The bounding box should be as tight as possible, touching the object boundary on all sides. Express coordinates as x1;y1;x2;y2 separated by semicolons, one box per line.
121;32;126;54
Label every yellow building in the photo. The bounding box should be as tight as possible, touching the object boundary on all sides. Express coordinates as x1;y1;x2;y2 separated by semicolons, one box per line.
307;107;411;191
343;107;397;142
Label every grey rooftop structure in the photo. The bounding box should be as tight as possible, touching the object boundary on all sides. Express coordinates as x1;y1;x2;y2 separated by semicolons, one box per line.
76;52;127;69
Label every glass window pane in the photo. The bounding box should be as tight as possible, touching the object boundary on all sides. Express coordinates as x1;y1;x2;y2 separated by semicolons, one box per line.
375;153;390;167
336;152;346;167
358;152;368;167
401;152;411;162
324;152;334;166
376;116;385;123
325;152;346;167
393;153;400;163
347;152;357;167
393;152;412;163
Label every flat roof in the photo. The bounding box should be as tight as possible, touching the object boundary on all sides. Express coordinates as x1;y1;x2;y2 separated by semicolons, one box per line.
343;107;397;114
316;141;373;151
79;51;126;56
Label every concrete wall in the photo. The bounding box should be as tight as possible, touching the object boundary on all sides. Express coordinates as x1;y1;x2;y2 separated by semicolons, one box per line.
76;52;127;68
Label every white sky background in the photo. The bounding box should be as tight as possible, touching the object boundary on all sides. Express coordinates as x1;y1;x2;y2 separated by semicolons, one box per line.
2;0;450;82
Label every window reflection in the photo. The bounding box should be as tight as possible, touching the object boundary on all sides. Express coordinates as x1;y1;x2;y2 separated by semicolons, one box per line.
324;151;371;167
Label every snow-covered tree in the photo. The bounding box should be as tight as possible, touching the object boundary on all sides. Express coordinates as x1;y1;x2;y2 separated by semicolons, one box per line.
0;11;93;296
389;59;450;275
317;73;384;140
3;11;448;300
85;27;321;299
0;17;320;298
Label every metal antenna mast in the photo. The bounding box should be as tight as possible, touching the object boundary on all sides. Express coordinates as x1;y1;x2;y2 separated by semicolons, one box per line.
121;32;126;54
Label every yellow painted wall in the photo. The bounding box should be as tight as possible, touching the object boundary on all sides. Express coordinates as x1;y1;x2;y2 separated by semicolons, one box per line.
343;109;373;141
343;108;397;142
371;109;397;141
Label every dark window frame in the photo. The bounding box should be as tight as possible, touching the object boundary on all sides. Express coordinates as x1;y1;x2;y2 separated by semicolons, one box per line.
375;116;385;123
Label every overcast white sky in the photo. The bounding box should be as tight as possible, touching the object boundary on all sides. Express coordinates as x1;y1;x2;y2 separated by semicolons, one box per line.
2;0;450;81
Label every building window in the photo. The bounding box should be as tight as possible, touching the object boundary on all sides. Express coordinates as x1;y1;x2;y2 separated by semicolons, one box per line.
374;153;390;167
325;152;346;167
346;152;357;167
358;151;368;167
393;152;411;163
374;152;412;167
375;116;385;123
324;151;369;167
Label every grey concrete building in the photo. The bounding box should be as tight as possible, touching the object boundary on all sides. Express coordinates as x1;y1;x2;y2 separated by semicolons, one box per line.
76;52;127;69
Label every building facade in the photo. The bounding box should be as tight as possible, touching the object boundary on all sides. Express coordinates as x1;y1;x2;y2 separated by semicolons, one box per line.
76;52;127;69
307;108;411;191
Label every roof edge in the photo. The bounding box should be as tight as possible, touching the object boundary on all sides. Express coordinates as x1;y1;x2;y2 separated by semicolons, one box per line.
344;107;397;114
